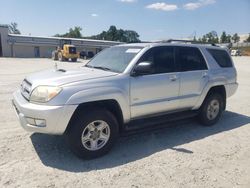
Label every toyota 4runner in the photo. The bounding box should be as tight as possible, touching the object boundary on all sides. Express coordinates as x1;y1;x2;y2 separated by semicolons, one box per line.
12;40;238;159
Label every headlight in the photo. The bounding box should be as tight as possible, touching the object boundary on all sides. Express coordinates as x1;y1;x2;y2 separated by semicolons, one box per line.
30;86;62;103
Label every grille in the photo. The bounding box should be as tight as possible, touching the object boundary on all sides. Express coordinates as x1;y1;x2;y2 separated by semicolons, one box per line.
21;79;32;100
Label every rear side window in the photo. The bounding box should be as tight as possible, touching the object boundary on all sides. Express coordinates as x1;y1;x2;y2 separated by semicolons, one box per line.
207;49;232;68
69;47;76;54
178;47;207;71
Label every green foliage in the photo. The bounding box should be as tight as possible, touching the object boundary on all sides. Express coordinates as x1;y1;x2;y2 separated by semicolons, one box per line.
54;27;82;38
220;31;231;43
231;33;240;43
8;22;21;34
89;25;140;43
198;31;219;43
245;33;250;42
53;25;140;43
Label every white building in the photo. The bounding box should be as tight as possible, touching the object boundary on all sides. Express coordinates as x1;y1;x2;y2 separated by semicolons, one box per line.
0;24;121;58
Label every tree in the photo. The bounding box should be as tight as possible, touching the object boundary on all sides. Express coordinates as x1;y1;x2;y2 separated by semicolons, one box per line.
199;31;218;43
54;26;83;38
207;31;219;43
226;34;231;43
231;33;240;43
123;30;140;43
88;26;140;43
220;31;227;43
54;25;141;42
220;31;231;43
199;35;208;43
245;33;250;42
8;22;21;34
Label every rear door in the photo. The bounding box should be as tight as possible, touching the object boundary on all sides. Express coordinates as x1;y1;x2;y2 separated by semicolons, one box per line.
177;46;209;109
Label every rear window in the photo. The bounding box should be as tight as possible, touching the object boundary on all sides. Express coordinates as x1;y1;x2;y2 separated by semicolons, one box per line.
69;47;76;54
207;49;232;67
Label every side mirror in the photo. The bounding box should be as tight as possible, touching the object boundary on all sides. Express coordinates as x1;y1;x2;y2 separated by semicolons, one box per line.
131;61;153;76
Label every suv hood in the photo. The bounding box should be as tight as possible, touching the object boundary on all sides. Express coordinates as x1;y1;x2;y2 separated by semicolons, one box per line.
26;67;118;87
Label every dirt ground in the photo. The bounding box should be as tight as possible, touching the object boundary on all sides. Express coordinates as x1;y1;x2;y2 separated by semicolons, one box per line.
0;57;250;188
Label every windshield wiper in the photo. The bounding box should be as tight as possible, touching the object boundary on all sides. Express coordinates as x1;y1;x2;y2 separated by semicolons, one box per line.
85;64;116;72
92;66;112;71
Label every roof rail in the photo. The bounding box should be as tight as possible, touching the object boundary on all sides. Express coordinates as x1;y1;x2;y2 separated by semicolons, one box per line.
161;39;218;46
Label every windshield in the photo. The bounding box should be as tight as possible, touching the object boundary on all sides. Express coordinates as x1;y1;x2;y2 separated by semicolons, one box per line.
86;46;143;73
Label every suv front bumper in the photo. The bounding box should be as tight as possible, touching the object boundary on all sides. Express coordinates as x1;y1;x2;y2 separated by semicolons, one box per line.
12;90;77;135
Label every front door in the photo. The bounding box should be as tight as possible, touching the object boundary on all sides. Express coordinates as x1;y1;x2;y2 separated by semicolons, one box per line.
130;46;180;118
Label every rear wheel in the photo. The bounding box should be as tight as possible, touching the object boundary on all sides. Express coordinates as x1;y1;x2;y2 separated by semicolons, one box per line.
71;58;77;62
66;108;119;159
198;93;223;126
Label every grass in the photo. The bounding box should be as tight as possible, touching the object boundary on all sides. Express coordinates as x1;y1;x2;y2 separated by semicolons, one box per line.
232;46;250;56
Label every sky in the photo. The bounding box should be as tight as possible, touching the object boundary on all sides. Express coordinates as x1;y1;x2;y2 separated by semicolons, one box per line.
0;0;249;41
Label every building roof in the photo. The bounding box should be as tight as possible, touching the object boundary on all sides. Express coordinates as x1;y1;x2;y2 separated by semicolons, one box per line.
8;34;122;44
0;24;9;28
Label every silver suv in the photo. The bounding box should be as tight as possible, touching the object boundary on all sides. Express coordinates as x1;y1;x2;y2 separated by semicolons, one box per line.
12;40;238;159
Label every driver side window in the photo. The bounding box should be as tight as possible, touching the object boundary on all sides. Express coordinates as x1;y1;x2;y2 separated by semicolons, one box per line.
138;46;175;74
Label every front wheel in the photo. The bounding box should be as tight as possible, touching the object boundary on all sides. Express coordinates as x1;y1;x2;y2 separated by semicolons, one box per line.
198;93;223;126
66;108;119;159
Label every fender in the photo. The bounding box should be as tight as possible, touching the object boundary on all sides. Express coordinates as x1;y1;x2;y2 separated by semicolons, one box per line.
65;86;131;123
192;77;227;110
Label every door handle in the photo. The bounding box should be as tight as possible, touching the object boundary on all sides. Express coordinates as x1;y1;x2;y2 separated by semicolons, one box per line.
169;75;177;81
202;72;208;78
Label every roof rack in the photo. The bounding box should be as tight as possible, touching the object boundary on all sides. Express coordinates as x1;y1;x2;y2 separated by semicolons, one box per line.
160;39;218;46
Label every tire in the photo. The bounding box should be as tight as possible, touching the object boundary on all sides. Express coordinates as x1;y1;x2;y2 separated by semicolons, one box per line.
71;58;77;62
198;93;223;126
66;108;119;159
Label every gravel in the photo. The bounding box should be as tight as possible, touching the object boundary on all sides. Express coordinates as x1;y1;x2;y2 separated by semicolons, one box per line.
0;57;250;188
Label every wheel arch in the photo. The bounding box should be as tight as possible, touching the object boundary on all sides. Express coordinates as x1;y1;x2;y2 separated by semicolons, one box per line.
194;84;227;110
202;85;226;110
65;99;124;134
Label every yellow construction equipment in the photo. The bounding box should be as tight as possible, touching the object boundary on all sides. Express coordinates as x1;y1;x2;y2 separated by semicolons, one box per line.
52;44;79;62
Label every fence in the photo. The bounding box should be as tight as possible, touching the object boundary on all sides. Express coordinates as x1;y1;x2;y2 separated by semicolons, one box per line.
232;42;250;47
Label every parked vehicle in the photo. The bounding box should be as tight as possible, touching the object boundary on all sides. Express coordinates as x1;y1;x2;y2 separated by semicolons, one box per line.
231;49;241;56
79;51;87;59
13;40;238;159
52;44;78;62
79;51;95;59
87;51;94;59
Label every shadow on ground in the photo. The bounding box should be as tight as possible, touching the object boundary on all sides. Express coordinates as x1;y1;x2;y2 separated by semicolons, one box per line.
30;111;250;172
